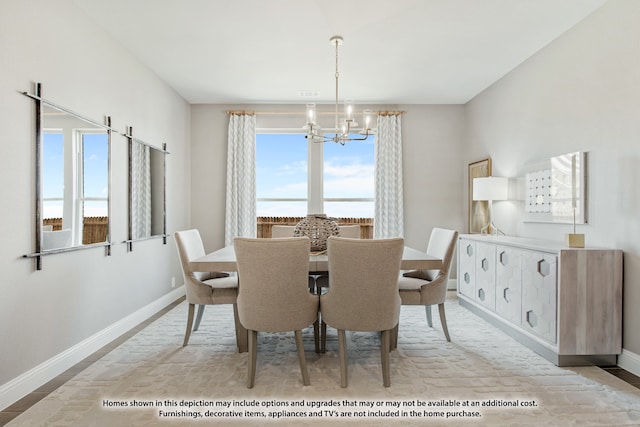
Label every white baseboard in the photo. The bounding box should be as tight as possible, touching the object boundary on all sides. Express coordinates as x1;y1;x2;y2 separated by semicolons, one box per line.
617;349;640;378
0;286;185;411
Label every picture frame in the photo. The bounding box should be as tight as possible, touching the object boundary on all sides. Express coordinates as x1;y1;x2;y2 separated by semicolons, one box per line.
468;158;492;234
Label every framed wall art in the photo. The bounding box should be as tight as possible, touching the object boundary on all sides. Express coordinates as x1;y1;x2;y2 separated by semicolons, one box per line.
468;158;492;234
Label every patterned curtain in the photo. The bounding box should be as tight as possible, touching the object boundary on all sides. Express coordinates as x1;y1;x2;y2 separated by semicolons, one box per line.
374;114;404;238
225;113;257;246
131;142;151;239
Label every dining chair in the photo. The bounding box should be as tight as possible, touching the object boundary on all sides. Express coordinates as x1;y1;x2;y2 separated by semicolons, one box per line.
234;237;320;388
314;224;361;297
320;236;404;387
269;225;316;292
174;229;242;348
394;228;458;346
271;225;296;238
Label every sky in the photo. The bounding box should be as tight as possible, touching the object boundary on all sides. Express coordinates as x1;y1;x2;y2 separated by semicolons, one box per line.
256;133;375;218
43;131;374;220
42;132;109;218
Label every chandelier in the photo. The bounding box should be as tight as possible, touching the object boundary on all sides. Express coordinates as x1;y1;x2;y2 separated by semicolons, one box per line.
304;36;373;145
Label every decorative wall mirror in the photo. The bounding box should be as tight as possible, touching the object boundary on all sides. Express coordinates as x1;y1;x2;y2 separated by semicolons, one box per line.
23;83;112;270
523;151;588;224
125;127;168;250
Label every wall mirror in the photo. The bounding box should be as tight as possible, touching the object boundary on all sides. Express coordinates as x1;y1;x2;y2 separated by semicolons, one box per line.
523;151;588;224
126;128;167;250
24;83;112;269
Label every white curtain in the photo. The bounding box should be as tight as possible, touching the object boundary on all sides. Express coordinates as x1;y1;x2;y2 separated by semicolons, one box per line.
131;142;151;239
225;114;256;246
374;114;404;238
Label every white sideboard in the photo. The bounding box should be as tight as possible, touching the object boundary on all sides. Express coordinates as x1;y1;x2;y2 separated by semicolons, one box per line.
457;234;622;366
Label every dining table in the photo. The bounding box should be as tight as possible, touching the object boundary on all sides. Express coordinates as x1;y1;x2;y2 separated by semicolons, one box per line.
189;244;442;273
189;244;443;353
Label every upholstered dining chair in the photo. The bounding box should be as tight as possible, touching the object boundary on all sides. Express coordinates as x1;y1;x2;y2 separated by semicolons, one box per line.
234;237;320;388
270;225;316;293
394;228;459;346
271;225;296;238
320;236;404;387
174;229;242;348
314;225;361;297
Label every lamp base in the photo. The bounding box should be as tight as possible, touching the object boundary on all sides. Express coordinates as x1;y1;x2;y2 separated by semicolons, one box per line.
566;233;585;248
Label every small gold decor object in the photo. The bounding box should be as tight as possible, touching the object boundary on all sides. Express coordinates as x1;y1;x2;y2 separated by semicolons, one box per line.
566;233;585;248
294;214;339;252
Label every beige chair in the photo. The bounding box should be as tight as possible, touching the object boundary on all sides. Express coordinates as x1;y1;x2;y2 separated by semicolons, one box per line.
314;225;361;297
320;236;404;387
395;228;458;345
338;224;360;238
174;229;243;349
270;225;316;292
271;225;296;237
234;237;320;388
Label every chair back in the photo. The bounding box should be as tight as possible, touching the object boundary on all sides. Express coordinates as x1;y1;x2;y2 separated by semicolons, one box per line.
271;225;296;238
423;228;459;281
234;237;318;332
175;229;234;305
322;237;404;331
174;229;207;281
338;225;360;238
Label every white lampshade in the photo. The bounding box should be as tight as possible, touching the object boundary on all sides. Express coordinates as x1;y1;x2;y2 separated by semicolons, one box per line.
473;177;509;201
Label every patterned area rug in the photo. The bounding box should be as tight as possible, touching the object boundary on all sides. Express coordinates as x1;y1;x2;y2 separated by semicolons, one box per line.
9;295;640;426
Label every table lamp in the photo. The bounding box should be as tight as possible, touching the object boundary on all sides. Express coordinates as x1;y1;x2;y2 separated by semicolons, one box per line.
473;176;509;235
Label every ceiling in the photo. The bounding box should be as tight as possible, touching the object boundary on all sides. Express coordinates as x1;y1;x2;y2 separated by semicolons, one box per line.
72;0;607;105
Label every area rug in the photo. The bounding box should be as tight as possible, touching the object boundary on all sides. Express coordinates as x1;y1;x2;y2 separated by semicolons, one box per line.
8;295;640;426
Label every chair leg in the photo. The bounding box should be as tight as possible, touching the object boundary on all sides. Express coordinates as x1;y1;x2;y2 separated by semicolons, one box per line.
438;303;451;342
425;305;433;327
247;330;258;388
193;304;205;331
233;304;248;353
338;329;348;388
321;321;327;353
381;329;391;387
295;330;311;386
313;319;320;353
183;303;195;347
390;323;398;351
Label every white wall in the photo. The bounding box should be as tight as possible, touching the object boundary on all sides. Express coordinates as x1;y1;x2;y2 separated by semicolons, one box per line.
0;0;190;399
464;0;640;358
190;104;465;253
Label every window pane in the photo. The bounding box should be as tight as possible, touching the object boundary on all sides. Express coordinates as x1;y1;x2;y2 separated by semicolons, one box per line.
43;201;64;220
82;132;109;198
324;135;374;199
256;133;307;198
257;201;307;217
325;201;374;218
83;200;108;218
43;132;64;199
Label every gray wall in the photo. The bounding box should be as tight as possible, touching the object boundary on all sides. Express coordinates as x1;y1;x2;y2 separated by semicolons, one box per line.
464;0;640;358
0;0;190;389
190;104;465;253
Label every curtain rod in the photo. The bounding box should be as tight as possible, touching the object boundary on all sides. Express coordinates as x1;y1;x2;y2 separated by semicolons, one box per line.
226;110;405;116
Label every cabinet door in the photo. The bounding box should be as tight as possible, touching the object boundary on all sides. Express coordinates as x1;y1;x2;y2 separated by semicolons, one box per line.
457;239;475;298
474;242;496;311
521;250;557;344
495;245;522;325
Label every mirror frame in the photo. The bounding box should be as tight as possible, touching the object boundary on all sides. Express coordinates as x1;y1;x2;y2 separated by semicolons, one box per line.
23;83;113;270
124;127;168;251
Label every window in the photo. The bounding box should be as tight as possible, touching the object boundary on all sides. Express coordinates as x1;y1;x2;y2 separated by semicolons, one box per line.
256;132;374;218
42;128;108;245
